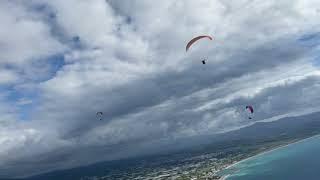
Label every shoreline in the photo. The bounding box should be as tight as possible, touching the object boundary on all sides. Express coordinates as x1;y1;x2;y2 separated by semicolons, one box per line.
218;134;320;179
219;174;230;180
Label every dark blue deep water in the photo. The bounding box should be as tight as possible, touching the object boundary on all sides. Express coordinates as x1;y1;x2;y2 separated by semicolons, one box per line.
220;135;320;180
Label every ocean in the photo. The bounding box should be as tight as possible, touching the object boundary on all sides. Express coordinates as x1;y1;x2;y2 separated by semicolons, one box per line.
219;135;320;180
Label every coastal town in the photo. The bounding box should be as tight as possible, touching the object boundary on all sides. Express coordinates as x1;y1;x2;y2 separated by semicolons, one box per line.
79;138;302;180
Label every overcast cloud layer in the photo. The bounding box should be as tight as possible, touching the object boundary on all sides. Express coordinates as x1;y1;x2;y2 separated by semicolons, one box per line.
0;0;320;177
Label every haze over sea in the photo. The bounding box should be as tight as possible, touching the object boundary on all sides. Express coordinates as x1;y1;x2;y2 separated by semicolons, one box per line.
220;135;320;180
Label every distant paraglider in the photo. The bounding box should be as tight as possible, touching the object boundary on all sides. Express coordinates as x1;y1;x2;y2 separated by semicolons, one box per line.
186;35;213;64
245;105;254;119
96;112;103;121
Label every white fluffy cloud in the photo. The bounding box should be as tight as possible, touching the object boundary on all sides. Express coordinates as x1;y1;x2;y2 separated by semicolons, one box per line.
0;0;320;177
0;1;65;65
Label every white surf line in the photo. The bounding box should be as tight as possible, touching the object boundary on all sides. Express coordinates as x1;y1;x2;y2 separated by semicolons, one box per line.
220;134;320;175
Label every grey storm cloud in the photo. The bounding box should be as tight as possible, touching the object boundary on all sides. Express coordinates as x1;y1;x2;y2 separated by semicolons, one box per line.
0;0;320;178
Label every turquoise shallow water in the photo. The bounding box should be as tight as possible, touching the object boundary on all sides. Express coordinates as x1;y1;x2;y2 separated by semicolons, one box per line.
219;135;320;180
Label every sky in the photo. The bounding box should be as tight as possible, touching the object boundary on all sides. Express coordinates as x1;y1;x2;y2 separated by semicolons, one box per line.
0;0;320;178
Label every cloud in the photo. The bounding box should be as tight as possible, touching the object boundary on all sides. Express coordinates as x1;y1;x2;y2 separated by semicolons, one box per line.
0;0;320;178
0;69;19;85
16;98;33;106
0;1;66;66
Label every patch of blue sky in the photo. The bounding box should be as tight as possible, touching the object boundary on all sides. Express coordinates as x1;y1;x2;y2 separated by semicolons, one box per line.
297;32;320;67
44;53;66;80
311;53;320;67
3;1;81;120
1;84;38;121
298;32;320;48
17;95;38;121
1;53;66;121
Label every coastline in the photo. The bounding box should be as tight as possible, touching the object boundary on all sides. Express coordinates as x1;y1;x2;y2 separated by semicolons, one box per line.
219;174;230;180
218;134;320;179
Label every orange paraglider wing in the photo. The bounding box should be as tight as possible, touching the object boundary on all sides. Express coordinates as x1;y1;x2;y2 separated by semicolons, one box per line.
186;35;213;52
